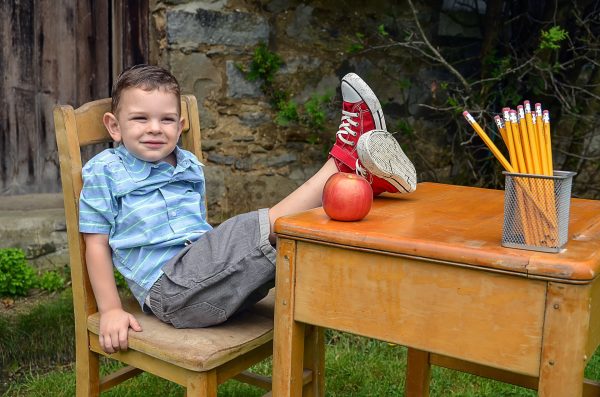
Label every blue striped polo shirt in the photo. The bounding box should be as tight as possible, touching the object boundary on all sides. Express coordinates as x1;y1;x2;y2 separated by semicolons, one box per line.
79;144;212;308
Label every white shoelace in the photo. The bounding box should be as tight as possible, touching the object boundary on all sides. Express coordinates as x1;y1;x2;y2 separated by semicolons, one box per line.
336;110;359;145
355;159;372;182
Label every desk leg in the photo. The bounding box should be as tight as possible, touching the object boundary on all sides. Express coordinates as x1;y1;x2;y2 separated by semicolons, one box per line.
303;325;325;397
273;239;305;397
538;282;591;397
405;348;431;396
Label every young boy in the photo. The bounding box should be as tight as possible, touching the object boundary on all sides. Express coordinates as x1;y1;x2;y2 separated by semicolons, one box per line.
79;64;416;354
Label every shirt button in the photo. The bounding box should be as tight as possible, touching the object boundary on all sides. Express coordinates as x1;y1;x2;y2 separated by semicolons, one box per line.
170;211;177;217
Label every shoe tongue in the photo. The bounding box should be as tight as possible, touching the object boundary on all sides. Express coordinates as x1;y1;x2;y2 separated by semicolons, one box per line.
341;81;363;103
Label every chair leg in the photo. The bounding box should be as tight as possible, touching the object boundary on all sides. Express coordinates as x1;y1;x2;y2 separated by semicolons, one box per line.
76;348;100;397
302;325;325;397
405;348;431;397
185;371;217;397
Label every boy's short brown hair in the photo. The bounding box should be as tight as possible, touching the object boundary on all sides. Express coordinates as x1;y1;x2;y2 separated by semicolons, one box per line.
111;64;181;114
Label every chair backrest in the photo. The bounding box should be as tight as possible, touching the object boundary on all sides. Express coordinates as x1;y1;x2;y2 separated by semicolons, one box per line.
53;95;203;322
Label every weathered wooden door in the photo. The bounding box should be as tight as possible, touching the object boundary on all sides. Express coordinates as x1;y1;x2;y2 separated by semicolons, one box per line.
0;0;147;195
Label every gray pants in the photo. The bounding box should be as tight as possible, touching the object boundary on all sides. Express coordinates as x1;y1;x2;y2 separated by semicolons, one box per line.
147;208;276;328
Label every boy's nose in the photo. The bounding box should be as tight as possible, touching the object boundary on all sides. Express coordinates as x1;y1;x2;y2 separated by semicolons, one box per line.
148;119;162;133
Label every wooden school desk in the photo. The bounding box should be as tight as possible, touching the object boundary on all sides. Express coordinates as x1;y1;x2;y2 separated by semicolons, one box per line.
272;182;600;396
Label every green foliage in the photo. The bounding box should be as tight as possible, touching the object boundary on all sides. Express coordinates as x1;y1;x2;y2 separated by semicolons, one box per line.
275;100;299;126
113;268;129;290
304;93;331;131
539;26;568;50
241;44;332;141
377;24;389;37
346;43;364;54
347;32;366;54
37;271;65;293
0;248;37;297
397;78;412;90
396;119;414;136
246;42;282;84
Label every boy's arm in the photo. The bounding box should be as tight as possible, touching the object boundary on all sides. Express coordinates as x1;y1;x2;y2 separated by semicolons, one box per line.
84;233;142;354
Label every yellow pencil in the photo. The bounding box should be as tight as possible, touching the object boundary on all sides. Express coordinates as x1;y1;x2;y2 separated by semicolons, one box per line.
535;103;549;175
543;110;553;174
509;110;527;173
517;105;534;173
502;108;518;169
494;115;508;147
524;101;542;175
463;111;514;172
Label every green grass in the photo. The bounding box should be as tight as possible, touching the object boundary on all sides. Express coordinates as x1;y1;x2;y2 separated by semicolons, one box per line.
2;293;600;396
0;291;74;373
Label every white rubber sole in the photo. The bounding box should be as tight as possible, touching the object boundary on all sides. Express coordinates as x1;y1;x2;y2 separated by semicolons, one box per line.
357;130;417;193
342;73;386;131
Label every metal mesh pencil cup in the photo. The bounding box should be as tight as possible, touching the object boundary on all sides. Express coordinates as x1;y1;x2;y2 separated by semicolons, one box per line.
502;171;576;253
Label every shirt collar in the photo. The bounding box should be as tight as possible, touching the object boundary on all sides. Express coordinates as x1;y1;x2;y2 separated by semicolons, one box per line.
115;145;202;182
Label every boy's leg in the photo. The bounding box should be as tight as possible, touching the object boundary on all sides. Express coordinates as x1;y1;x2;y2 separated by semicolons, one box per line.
268;158;338;242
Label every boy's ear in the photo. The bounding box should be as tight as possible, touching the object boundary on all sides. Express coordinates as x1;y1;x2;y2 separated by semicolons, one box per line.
103;112;122;143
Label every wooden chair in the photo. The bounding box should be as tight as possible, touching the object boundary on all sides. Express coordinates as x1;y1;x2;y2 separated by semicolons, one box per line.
53;95;283;396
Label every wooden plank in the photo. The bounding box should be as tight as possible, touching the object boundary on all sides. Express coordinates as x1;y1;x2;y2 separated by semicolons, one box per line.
111;0;123;79
89;334;194;386
302;326;325;397
293;241;547;376
586;278;600;359
216;342;273;385
186;371;217;397
272;238;306;396
406;348;431;396
431;354;600;395
0;0;111;194
122;0;149;67
111;0;149;71
431;354;539;390
538;282;592;396
99;366;143;392
233;371;271;390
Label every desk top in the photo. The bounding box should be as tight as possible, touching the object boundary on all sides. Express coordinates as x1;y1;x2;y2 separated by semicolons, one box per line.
274;182;600;282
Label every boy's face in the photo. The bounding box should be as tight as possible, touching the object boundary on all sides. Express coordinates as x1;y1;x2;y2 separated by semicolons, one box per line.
103;87;183;165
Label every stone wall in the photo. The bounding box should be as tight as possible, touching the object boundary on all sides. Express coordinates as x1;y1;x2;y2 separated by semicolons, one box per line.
149;0;451;224
1;0;462;271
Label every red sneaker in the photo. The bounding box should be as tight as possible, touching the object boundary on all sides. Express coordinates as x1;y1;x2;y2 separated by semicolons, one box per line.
329;73;386;173
357;130;417;195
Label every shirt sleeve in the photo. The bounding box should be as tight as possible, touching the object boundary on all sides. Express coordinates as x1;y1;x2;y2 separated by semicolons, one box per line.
79;161;116;235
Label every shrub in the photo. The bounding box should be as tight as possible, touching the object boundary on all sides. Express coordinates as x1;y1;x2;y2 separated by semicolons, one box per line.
38;270;66;293
113;268;129;290
0;248;37;297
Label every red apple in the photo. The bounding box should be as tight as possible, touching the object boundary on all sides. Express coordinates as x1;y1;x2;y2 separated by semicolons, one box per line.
322;172;373;221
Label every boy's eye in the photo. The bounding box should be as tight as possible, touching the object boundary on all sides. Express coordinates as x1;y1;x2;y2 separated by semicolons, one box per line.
132;116;147;121
163;118;176;123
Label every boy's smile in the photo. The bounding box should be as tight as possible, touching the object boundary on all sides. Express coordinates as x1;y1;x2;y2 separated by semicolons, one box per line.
104;87;183;166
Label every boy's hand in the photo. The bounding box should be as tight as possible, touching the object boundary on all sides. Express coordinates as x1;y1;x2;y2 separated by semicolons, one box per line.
99;308;142;354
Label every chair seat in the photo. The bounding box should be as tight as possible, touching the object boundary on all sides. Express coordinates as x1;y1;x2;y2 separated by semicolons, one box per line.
87;291;274;372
